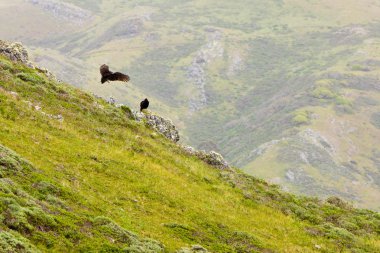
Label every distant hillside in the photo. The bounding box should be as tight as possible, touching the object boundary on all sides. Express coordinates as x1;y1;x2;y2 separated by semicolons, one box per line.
1;0;380;210
1;44;380;252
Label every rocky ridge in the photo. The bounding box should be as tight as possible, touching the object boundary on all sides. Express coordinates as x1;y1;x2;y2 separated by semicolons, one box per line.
187;30;224;111
27;0;92;24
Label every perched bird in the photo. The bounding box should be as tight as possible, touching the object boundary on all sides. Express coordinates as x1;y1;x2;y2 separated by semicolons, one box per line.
100;64;130;84
140;98;149;112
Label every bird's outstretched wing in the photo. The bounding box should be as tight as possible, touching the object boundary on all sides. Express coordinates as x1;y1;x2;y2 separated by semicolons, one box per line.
108;72;130;82
100;64;112;77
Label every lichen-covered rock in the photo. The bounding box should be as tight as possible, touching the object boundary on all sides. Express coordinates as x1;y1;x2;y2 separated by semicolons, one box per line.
177;245;208;253
207;151;229;169
182;146;229;170
133;111;180;143
0;40;30;65
0;40;57;80
182;145;197;154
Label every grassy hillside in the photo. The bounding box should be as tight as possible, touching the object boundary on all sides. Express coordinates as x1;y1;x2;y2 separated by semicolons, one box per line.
1;0;380;209
1;56;380;252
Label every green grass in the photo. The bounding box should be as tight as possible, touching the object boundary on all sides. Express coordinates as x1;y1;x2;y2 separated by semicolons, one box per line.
5;0;380;211
312;86;336;99
0;57;379;252
292;110;310;125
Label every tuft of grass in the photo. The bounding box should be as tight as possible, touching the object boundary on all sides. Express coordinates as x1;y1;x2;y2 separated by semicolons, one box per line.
0;231;40;253
16;72;45;84
292;109;310;125
312;86;336;99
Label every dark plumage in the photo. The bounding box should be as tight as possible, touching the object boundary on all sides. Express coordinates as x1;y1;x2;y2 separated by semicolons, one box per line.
140;98;149;112
100;64;130;84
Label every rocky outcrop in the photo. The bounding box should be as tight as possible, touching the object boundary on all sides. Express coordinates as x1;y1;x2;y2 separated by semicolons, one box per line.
0;40;57;80
27;0;92;24
227;52;245;77
182;146;229;170
298;128;335;155
187;30;224;111
0;40;31;65
133;111;180;143
248;139;285;160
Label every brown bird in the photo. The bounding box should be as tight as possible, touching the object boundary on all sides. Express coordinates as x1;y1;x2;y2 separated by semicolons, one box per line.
100;64;130;84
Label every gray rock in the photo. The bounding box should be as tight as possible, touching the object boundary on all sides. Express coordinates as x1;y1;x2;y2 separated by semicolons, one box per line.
227;52;245;77
133;111;180;143
186;30;224;111
182;145;229;170
0;40;57;80
0;40;30;64
298;129;335;155
182;145;196;154
248;139;284;159
35;66;57;81
108;96;116;105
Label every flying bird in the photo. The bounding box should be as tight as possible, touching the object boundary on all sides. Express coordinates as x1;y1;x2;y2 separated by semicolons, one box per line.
100;64;130;84
140;98;149;112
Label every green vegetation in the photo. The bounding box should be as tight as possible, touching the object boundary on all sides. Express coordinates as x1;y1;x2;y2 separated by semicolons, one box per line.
350;65;370;72
335;96;352;106
334;96;353;114
3;0;380;210
292;110;310;125
312;87;336;100
0;57;379;252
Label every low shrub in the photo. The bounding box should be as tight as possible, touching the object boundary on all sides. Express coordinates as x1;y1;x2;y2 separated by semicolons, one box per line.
0;231;40;253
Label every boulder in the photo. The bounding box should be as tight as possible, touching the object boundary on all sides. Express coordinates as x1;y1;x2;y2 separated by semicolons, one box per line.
0;40;30;65
133;111;180;143
0;40;57;80
182;145;229;170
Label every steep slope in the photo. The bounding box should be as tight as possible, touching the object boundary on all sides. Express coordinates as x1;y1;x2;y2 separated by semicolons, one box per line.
0;52;380;252
1;0;380;209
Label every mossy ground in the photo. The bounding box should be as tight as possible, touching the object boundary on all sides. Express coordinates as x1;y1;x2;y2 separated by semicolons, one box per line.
0;56;379;252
